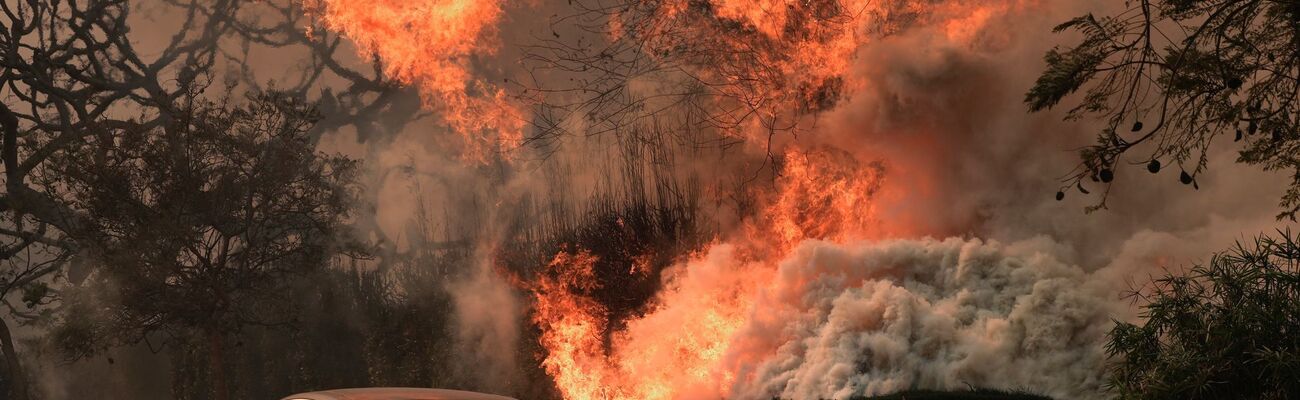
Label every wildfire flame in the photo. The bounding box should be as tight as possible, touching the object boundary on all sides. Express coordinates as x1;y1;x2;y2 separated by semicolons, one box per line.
531;250;615;400
530;146;888;399
532;246;765;400
303;0;523;160
304;1;1054;398
756;148;888;254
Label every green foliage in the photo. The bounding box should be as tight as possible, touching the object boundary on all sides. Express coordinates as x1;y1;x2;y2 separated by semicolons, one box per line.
1029;1;1300;217
1026;15;1122;113
1107;230;1300;399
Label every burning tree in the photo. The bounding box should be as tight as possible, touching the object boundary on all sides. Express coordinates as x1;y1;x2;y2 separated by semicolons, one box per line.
516;0;915;156
1027;1;1300;217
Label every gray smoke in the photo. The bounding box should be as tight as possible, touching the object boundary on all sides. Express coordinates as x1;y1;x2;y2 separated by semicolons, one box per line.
724;237;1116;399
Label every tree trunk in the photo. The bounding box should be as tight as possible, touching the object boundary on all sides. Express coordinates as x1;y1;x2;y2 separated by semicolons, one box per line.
0;316;29;400
207;330;229;400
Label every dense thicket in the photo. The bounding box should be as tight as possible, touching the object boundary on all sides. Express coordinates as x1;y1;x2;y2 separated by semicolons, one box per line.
1108;231;1300;399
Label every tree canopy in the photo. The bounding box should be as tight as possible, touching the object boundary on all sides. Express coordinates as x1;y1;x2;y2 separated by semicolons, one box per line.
1028;0;1300;218
0;0;409;397
1108;230;1300;399
45;91;361;400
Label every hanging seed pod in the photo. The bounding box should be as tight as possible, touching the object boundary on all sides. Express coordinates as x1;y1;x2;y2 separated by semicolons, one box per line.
1099;168;1114;183
1148;159;1161;173
1077;182;1090;194
1248;120;1258;135
1235;129;1243;142
1226;77;1243;90
1180;170;1193;185
1055;191;1065;201
1131;121;1143;132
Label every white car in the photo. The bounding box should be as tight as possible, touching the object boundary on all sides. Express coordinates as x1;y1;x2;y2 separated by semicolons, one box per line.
281;388;517;400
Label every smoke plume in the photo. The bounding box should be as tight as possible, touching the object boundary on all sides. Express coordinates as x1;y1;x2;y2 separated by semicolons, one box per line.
723;237;1115;399
19;1;1300;399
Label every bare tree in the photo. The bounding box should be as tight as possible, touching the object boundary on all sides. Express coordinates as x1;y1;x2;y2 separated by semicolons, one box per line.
515;0;911;161
1027;0;1300;217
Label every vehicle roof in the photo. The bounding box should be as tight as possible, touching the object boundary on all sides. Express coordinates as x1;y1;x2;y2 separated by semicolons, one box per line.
280;387;517;400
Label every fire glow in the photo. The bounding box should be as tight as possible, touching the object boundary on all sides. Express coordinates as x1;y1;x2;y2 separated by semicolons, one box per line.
529;147;890;400
307;1;1110;399
303;0;523;160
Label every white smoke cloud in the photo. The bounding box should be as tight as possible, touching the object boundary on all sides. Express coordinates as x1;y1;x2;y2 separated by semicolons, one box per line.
721;237;1116;399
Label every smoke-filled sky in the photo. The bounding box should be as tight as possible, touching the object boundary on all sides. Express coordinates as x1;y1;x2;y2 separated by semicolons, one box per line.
301;0;1294;269
24;1;1298;399
309;1;1293;398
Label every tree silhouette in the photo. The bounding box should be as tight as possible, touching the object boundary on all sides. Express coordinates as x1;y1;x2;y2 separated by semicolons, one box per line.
1027;0;1300;217
46;92;360;400
0;1;414;396
1108;230;1300;399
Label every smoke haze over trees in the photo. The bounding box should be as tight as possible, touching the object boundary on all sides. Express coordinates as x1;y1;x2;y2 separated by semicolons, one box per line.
1;0;1298;400
1028;0;1300;218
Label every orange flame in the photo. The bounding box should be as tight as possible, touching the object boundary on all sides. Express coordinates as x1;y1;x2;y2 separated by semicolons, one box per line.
303;0;523;160
756;147;888;254
531;250;615;400
593;0;890;142
530;144;895;399
531;247;765;400
303;0;1051;398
